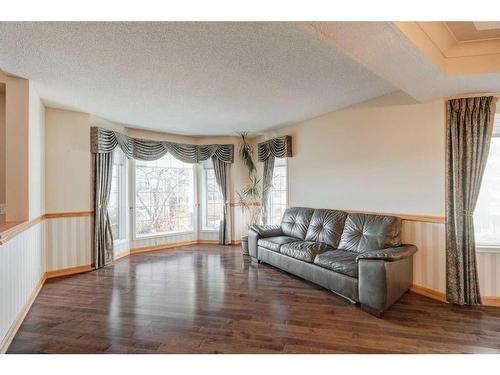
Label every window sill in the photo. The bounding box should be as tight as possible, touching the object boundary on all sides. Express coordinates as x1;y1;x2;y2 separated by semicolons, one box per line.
476;245;500;254
200;229;220;233
134;230;195;240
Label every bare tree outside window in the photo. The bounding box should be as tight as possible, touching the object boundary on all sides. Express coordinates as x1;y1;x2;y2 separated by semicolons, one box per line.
269;158;288;225
202;161;223;230
135;154;194;236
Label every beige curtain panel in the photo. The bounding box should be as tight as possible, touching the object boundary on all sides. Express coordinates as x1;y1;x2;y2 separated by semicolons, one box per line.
92;152;114;269
212;156;232;245
446;96;498;305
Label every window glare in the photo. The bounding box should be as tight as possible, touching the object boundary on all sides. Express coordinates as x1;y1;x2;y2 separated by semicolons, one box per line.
203;161;224;230
475;136;500;246
269;158;288;225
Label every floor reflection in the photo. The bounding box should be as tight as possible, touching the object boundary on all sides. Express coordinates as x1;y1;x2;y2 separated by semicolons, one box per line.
128;249;228;328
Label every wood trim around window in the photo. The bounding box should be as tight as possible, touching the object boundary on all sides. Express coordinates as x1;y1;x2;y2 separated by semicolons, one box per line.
43;211;94;219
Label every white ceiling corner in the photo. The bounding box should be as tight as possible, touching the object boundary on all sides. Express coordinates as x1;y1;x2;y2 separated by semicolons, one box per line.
303;22;500;102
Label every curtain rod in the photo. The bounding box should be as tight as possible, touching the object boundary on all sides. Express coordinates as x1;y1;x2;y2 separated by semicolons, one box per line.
445;92;500;100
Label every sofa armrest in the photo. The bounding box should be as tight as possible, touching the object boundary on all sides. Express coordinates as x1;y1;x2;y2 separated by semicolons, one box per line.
356;244;417;262
248;225;282;260
357;244;417;315
250;224;282;238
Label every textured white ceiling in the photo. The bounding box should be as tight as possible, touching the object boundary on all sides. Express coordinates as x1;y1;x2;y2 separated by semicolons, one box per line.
0;22;395;135
304;22;500;102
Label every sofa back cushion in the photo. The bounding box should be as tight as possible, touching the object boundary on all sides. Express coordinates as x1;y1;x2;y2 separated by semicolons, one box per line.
281;207;314;240
305;209;348;248
338;213;401;253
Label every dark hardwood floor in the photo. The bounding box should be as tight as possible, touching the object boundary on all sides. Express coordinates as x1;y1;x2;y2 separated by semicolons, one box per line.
7;244;500;353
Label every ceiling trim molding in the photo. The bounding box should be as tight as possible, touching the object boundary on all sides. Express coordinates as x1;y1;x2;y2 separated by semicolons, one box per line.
394;22;500;75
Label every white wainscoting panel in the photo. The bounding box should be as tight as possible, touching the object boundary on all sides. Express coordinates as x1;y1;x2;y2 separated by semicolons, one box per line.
198;231;219;242
130;232;198;250
477;251;500;297
402;220;500;297
231;205;251;242
45;216;92;271
114;240;130;258
401;220;446;293
0;221;44;348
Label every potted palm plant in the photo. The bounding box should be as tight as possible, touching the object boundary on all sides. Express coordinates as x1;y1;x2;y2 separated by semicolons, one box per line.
237;132;264;255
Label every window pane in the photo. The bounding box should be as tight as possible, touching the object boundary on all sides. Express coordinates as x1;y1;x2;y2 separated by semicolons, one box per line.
268;159;287;225
475;137;500;245
109;148;125;241
135;153;194;236
203;163;224;230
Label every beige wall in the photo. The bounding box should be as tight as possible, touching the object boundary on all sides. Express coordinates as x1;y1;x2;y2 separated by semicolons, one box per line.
3;74;30;222
256;93;446;216
0;85;5;223
45;110;130;214
28;84;45;219
0;75;46;222
45;108;93;213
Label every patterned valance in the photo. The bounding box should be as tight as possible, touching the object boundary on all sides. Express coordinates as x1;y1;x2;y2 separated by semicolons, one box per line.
257;135;292;162
91;127;234;164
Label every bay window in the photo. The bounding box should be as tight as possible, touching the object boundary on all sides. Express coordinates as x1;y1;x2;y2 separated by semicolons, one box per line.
268;157;288;225
134;153;195;237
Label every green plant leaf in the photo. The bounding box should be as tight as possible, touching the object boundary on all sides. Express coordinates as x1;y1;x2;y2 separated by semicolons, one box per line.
238;132;256;174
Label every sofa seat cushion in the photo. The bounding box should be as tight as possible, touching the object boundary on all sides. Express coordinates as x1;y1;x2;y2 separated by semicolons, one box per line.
258;236;298;252
314;250;359;278
280;241;330;263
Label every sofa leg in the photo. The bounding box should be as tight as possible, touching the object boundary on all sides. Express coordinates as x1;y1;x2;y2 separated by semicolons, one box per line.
360;304;384;318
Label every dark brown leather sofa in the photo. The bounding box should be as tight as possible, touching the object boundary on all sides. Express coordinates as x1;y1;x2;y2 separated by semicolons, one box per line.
248;207;417;316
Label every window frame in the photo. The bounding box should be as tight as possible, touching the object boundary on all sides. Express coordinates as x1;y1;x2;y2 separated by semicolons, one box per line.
200;161;224;232
131;156;196;240
267;157;288;225
475;115;500;253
